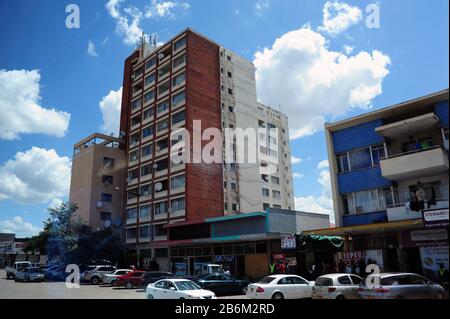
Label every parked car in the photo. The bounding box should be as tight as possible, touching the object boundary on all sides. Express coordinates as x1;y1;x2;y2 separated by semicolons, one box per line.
312;273;362;299
195;273;250;296
14;267;45;282
246;274;314;299
5;261;32;279
102;269;133;286
145;279;217;299
82;265;116;284
138;272;176;288
115;271;146;289
358;273;445;299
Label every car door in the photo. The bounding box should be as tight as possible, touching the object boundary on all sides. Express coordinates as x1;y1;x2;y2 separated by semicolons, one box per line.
277;277;294;299
165;281;179;299
151;280;166;298
290;276;310;299
337;275;353;298
348;275;362;299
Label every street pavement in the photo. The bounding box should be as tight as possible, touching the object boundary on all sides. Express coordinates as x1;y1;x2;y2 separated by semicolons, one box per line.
0;270;248;299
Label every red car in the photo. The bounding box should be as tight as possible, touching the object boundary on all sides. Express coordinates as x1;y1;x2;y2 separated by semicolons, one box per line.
115;271;146;289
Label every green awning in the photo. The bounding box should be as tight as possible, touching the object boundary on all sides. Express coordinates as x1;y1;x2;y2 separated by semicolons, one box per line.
296;234;344;250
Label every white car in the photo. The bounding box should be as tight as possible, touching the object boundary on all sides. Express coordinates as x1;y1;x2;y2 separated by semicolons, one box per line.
102;269;133;286
145;279;217;299
312;273;362;299
246;275;314;299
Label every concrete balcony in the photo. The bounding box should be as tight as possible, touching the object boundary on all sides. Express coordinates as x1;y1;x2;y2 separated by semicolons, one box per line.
380;146;449;181
387;200;449;221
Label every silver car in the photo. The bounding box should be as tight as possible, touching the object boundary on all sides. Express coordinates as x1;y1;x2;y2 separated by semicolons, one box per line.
15;267;45;282
82;265;116;284
358;273;445;299
312;273;362;299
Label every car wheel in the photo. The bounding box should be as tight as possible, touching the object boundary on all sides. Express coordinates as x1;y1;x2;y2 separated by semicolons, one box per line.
147;294;154;299
125;282;133;289
272;292;284;300
91;277;100;285
336;295;345;300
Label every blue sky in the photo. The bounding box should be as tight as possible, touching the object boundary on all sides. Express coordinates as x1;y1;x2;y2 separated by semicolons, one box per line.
0;0;448;236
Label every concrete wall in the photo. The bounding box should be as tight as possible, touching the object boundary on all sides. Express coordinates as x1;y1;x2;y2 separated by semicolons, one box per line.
268;208;330;233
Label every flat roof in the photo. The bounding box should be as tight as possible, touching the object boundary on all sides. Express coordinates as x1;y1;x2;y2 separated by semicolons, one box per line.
325;89;449;132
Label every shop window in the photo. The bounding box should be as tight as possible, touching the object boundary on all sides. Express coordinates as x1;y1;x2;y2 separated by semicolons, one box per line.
349;147;372;170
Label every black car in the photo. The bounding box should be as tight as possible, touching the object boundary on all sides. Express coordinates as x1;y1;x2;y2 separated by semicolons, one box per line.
139;271;175;288
195;273;250;296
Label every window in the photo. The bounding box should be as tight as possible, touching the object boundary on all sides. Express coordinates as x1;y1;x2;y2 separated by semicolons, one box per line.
174;37;186;50
371;144;385;166
145;73;155;86
158;63;171;78
144;90;155;102
338;276;352;285
157;100;170;114
141;164;152;176
344;188;387;214
128;169;138;181
226;55;232;61
126;208;137;221
126;228;137;239
231;203;238;211
349;148;372;170
157;119;169;132
227;71;232;78
337;154;349;173
272;190;281;200
140;226;152;238
258;120;265;128
262;188;269;197
172;110;185;125
141;144;153;157
158;81;170;96
133;67;143;78
139;205;152;218
100;212;111;220
143;107;154;120
103;157;114;167
129;150;139;162
154;224;167;236
228;88;233;95
173;72;185;87
146;57;156;69
350;275;362;284
102;175;113;184
140;184;152;196
156;138;169;151
228;106;234;113
130;133;140;145
263;203;270;210
131;115;141;127
230;182;237;190
172;91;185;106
171;175;185;189
155;202;166;215
155;159;169;172
142;125;154;138
127;190;137;200
173;54;186;68
101;193;112;202
271;176;280;185
171;197;185;212
131;99;141;112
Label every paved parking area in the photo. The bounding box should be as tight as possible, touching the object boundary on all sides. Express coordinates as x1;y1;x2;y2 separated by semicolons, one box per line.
0;270;247;299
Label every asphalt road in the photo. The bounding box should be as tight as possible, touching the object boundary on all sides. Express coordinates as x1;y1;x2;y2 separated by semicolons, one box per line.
0;270;248;299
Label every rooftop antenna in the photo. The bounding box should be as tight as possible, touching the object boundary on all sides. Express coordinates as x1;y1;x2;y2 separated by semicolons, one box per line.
138;31;147;58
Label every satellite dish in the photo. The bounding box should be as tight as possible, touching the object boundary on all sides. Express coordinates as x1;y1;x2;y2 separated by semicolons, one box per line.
96;201;103;209
155;182;163;192
104;220;111;228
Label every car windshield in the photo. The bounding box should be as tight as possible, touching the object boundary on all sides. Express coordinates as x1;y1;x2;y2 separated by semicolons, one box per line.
175;281;202;291
258;276;276;284
210;266;223;273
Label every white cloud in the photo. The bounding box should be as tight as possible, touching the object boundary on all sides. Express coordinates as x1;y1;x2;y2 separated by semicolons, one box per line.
102;37;110;45
343;44;354;54
106;0;144;45
293;173;304;179
0;69;71;140
291;156;303;164
145;0;190;19
318;1;362;36
295;169;334;222
254;26;390;139
0;147;71;205
99;87;123;136
0;216;41;238
317;159;329;169
87;40;98;57
48;198;63;209
255;0;270;16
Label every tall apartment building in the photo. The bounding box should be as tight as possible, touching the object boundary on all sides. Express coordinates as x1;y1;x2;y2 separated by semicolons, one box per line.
320;89;448;277
69;133;125;231
119;28;294;264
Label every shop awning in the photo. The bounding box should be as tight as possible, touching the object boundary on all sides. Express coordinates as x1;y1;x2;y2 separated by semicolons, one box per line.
301;218;424;236
295;234;344;251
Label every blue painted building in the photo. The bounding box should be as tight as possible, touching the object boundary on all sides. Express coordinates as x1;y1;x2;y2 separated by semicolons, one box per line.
320;89;449;276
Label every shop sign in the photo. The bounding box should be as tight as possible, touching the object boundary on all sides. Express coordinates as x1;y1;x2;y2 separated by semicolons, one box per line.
286;257;297;266
411;229;448;242
423;208;449;228
343;251;365;265
281;233;296;249
420;246;449;280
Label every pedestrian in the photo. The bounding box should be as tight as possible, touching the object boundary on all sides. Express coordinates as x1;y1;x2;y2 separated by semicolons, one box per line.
438;263;449;291
269;262;275;275
358;258;366;277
